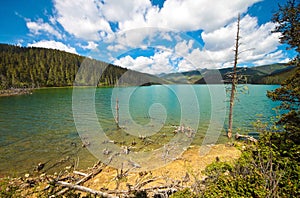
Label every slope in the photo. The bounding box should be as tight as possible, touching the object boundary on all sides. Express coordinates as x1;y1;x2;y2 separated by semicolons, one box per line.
0;44;166;89
161;64;295;84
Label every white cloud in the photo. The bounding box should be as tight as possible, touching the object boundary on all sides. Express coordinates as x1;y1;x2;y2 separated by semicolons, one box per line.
26;18;62;39
53;0;112;40
174;40;194;57
79;41;98;50
115;14;285;73
112;14;284;73
28;40;77;54
177;59;197;72
118;0;261;32
114;50;174;75
107;44;126;52
50;0;262;48
253;50;287;65
102;0;151;23
100;0;262;52
200;15;282;68
23;0;287;74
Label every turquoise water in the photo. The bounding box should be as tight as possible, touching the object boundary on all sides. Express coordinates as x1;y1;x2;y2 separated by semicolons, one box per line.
0;85;279;176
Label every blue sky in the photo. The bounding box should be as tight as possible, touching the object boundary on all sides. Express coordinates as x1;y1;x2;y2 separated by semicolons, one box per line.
0;0;295;74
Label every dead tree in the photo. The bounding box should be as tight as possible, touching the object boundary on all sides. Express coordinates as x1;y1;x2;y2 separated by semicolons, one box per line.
115;97;120;128
228;14;241;139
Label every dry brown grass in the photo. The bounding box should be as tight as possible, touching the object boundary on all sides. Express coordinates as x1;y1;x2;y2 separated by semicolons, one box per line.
1;144;240;197
84;144;241;191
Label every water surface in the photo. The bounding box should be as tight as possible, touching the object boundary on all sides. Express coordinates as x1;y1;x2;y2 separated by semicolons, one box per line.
0;85;279;176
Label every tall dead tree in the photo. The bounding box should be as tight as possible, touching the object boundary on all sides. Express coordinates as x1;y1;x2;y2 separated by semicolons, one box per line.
115;97;120;128
227;14;241;139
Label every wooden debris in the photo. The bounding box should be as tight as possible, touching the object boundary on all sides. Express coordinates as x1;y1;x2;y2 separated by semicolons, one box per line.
73;171;89;177
133;178;157;190
235;132;258;143
55;161;104;196
81;140;90;148
173;125;195;138
55;181;118;198
121;146;130;155
103;147;112;155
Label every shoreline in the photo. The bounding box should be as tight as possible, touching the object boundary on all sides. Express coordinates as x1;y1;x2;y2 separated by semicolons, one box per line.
0;144;241;197
0;88;33;97
0;83;280;97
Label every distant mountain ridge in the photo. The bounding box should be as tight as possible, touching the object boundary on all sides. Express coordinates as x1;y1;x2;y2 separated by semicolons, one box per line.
0;44;166;89
0;43;294;89
161;64;295;84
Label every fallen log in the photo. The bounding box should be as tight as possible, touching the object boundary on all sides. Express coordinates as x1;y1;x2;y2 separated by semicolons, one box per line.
55;181;118;198
55;161;104;196
235;133;258;143
73;170;89;177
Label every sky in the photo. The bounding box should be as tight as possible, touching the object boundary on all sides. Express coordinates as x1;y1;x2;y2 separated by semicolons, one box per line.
0;0;296;75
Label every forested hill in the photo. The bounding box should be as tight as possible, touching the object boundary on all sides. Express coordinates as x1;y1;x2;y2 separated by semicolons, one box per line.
161;64;295;84
0;44;166;89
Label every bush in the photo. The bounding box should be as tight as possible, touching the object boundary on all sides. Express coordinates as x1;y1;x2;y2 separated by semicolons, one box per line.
0;178;20;198
169;188;197;198
201;131;300;197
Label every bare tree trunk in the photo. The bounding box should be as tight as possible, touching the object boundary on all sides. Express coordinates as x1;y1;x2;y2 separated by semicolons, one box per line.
115;97;120;128
55;181;118;198
228;14;241;139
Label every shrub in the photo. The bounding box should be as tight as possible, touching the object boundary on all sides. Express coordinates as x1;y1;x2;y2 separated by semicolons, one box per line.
201;131;300;197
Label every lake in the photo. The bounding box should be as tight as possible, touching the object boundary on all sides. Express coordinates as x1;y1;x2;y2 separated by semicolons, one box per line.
0;84;279;176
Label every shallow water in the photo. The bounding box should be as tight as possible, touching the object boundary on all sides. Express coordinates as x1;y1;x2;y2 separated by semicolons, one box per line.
0;85;279;176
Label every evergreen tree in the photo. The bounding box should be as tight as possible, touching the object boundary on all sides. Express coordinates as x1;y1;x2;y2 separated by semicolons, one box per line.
0;44;165;89
267;0;300;142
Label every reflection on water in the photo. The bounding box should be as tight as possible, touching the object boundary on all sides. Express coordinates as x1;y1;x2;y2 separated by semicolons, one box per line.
0;85;279;176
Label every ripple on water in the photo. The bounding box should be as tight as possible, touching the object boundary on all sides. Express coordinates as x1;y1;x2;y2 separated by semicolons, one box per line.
0;85;279;176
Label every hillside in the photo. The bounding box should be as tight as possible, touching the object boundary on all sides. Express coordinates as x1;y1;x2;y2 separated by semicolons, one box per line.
0;44;166;89
161;64;295;84
0;44;294;88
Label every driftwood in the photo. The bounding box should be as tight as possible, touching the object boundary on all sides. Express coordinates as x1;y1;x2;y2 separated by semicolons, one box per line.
73;170;89;177
54;173;185;197
55;181;118;198
55;160;104;196
133;178;157;190
235;133;258;143
105;182;182;196
52;158;185;197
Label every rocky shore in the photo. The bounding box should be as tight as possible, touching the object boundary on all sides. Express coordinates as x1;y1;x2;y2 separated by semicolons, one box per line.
0;88;33;97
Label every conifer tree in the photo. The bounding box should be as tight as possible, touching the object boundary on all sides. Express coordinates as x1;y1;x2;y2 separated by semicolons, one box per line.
267;0;300;142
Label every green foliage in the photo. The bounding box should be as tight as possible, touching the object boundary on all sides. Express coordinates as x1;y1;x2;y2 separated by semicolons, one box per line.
272;0;300;54
133;190;147;198
267;0;300;143
267;66;300;140
201;129;300;197
162;63;294;85
170;188;197;198
0;178;20;198
204;161;233;177
0;44;165;89
258;67;297;84
139;2;300;197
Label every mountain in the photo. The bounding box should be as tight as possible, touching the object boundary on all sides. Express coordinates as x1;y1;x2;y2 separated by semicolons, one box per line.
161;70;204;84
0;44;166;89
161;64;295;84
1;43;293;88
